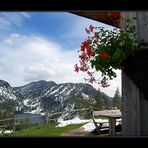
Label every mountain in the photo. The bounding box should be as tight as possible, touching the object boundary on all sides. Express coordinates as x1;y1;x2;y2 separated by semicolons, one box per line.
0;80;24;116
14;80;56;99
15;81;113;115
0;79;113;119
14;80;57;114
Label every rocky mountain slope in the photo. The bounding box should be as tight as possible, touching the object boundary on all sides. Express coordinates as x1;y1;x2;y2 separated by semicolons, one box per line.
0;79;113;118
0;80;24;115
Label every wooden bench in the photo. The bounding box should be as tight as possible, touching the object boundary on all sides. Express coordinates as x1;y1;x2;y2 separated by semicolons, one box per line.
90;110;122;135
94;121;109;135
90;110;108;135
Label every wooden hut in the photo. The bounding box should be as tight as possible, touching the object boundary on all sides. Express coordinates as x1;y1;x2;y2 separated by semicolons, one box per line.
72;11;148;136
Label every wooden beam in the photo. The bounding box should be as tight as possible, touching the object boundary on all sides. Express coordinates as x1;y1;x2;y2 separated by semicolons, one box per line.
70;12;121;28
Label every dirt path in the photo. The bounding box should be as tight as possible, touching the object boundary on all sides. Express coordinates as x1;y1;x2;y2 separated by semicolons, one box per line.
61;127;96;136
61;127;122;137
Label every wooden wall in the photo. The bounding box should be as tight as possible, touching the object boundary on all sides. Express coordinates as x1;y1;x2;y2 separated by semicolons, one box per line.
122;12;148;136
122;72;140;136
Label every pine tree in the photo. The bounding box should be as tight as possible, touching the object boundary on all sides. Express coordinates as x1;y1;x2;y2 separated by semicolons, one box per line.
113;87;121;109
93;89;112;110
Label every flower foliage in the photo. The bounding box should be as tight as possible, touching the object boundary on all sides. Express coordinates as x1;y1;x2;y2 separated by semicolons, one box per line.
74;23;137;88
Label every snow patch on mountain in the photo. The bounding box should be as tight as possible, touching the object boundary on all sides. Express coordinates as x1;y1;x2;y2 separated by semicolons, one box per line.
30;106;42;114
44;86;56;96
24;98;30;105
66;86;75;95
49;85;64;95
0;79;112;116
0;87;17;101
59;86;69;94
57;116;90;127
82;93;89;99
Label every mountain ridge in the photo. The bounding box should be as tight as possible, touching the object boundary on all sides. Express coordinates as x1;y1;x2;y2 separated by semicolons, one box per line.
0;79;113;118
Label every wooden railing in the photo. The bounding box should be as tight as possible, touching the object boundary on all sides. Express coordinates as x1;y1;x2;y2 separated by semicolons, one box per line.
0;108;122;135
0;108;90;133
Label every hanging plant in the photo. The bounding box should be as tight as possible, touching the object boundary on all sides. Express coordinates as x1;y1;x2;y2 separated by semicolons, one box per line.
74;21;138;88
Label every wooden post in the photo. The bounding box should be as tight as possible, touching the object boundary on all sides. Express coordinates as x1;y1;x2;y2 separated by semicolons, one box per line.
109;117;116;136
13;116;16;132
46;112;50;124
83;108;85;119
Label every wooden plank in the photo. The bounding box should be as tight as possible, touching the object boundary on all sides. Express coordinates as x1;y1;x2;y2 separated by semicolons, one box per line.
121;12;148;42
93;110;121;117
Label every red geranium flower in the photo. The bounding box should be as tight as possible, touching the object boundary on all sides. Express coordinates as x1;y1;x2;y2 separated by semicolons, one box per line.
86;39;92;45
86;48;95;57
81;40;92;50
99;52;109;59
85;28;90;34
75;23;136;88
89;25;95;32
74;64;79;73
89;76;96;84
94;32;99;39
79;52;86;61
79;65;88;72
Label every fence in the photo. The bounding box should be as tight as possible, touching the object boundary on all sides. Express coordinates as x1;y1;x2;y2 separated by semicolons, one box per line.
0;108;91;133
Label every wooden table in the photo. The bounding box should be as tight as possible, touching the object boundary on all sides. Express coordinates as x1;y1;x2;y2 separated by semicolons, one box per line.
99;113;122;136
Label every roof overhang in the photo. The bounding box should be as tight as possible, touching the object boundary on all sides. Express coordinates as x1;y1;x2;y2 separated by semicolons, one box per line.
70;12;121;28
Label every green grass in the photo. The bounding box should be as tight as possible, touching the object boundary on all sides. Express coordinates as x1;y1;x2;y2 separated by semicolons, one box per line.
1;123;84;137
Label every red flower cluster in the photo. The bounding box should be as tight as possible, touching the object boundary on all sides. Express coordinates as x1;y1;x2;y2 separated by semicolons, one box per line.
75;25;112;88
75;23;125;88
89;76;96;84
87;48;95;57
89;25;95;32
81;40;92;51
75;25;111;88
74;13;133;89
79;61;89;72
79;52;86;61
74;64;79;73
99;52;110;59
85;25;95;34
94;32;99;39
74;25;96;84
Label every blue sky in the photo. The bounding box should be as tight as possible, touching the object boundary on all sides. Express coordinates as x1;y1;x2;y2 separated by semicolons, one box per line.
0;12;121;97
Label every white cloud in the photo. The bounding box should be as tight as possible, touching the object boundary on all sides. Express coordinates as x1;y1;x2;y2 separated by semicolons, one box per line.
0;12;122;97
4;33;27;45
24;65;55;82
0;12;30;30
0;12;121;96
0;33;78;85
0;32;121;97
